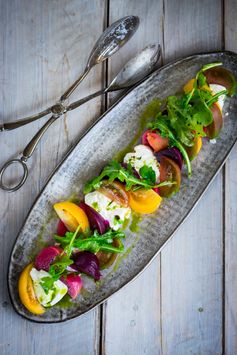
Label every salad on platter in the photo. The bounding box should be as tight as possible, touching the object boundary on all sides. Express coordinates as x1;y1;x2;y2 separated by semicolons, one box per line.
18;62;236;315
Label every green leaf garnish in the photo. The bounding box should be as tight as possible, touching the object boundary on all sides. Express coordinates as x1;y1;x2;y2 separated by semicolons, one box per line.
139;165;156;185
39;227;81;294
150;118;192;176
54;228;126;254
83;160;172;193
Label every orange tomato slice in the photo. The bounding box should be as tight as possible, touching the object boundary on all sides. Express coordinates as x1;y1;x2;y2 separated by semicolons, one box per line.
54;201;89;232
18;263;45;315
128;189;162;214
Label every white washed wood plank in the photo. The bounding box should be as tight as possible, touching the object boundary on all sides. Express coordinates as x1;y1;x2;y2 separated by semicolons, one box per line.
224;0;237;352
0;1;105;354
161;0;223;353
163;0;223;64
224;145;237;355
103;1;163;354
161;177;223;354
102;258;162;355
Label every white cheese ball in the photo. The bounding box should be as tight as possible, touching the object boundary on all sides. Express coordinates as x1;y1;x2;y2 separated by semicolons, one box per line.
209;84;226;111
85;191;131;231
123;144;160;182
30;268;68;307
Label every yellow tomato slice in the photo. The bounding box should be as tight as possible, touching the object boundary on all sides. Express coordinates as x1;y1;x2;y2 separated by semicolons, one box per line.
183;78;196;94
18;263;45;315
183;78;211;94
185;136;202;160
128;189;162;214
54;201;89;232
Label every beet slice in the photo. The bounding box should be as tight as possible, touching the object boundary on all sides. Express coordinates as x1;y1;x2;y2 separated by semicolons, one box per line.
35;246;62;271
79;202;109;234
57;220;68;236
61;274;83;299
72;251;101;281
155;147;183;170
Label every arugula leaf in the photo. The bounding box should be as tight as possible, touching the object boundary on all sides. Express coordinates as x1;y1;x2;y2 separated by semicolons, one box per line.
48;254;73;278
150;117;192;176
185;62;222;107
54;228;126;254
39;253;73;294
40;276;55;294
83;160;172;194
197;72;207;87
148;62;234;169
64;225;81;256
206;89;228;107
139;165;156;185
39;228;81;293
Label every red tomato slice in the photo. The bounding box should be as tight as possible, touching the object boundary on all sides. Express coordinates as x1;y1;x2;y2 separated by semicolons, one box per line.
142;130;168;152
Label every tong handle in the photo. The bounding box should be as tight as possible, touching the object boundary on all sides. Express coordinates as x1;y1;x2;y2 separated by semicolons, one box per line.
0;159;28;192
0;115;58;192
0;107;51;132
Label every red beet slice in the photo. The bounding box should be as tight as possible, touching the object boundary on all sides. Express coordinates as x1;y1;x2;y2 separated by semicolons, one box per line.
57;220;68;236
72;251;101;281
79;202;109;234
61;274;83;299
35;246;62;271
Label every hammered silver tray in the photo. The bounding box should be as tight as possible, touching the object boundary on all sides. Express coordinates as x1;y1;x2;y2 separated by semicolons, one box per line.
8;51;237;323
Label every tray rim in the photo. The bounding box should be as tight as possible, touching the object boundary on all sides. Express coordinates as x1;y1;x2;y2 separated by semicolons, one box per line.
7;50;237;323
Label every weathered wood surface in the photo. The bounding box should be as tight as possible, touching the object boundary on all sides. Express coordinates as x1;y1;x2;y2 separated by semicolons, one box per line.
0;0;236;354
225;1;237;354
0;1;104;354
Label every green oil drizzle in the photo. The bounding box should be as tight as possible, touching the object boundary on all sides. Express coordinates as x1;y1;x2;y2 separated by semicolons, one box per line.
68;193;81;204
112;233;141;273
113;99;161;162
55;294;72;309
27;212;56;261
80;287;91;299
27;226;47;261
129;212;142;233
122;217;130;230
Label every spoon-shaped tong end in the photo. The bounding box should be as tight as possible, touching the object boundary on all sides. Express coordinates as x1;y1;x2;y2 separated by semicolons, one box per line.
107;43;161;91
60;15;140;101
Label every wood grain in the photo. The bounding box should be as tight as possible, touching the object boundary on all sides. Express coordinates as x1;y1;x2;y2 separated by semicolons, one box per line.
1;0;237;353
161;0;223;353
0;1;105;354
102;1;163;354
224;0;237;353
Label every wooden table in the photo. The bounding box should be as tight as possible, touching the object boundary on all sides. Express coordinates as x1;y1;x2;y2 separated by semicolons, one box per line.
1;1;237;354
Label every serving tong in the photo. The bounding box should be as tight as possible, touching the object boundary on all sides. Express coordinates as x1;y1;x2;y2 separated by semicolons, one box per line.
0;15;160;192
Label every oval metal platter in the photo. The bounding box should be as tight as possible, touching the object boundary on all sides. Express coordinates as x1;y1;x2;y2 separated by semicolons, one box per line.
8;51;237;323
